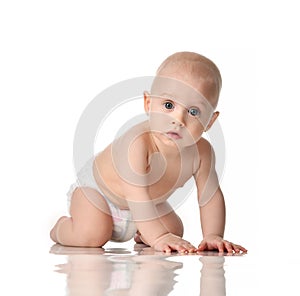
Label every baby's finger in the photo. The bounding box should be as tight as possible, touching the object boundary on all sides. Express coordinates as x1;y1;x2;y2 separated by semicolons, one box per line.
240;246;248;253
217;241;224;253
224;241;233;253
186;246;197;253
188;247;198;253
197;241;207;251
163;241;185;253
177;244;196;254
174;244;188;253
234;244;247;253
182;242;197;252
163;245;172;253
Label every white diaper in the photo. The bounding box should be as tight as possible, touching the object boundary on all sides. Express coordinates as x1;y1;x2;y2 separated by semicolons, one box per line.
67;157;137;242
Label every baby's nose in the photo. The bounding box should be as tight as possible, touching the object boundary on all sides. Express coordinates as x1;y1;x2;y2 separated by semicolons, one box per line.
171;109;186;127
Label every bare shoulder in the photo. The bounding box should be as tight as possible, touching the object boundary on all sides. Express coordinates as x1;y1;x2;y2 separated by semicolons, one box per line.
194;138;216;174
117;121;154;173
197;137;215;159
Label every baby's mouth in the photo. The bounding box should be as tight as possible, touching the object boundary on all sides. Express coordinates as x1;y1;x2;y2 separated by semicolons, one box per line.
166;131;182;140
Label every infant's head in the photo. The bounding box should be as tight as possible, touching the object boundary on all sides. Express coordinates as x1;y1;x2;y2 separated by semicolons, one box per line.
152;51;222;109
144;52;222;146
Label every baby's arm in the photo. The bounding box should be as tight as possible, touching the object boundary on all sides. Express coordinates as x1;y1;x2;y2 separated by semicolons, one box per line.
195;139;247;253
126;190;195;253
198;190;246;253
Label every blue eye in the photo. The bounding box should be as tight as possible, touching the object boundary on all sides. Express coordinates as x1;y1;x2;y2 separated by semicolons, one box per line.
164;101;174;110
188;107;200;117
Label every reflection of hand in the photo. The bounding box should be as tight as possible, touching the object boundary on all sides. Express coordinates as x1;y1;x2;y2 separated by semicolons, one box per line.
200;256;226;296
198;234;247;254
153;233;197;253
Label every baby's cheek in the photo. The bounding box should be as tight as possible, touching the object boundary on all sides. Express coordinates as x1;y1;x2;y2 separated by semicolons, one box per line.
189;125;205;142
149;113;171;130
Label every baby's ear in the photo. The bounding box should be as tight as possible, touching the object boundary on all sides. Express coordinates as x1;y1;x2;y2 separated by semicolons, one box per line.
205;111;219;131
144;91;151;113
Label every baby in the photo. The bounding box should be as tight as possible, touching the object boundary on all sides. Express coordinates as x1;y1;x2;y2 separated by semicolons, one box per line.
50;52;247;254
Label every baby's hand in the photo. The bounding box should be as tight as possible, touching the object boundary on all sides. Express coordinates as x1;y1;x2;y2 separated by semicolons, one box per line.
197;234;247;254
153;233;197;253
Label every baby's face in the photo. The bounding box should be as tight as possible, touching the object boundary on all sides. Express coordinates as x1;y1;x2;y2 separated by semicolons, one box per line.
145;76;217;147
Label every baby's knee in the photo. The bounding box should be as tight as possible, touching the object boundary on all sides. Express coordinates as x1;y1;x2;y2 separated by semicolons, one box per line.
172;214;184;237
156;203;184;237
75;227;110;247
159;211;184;237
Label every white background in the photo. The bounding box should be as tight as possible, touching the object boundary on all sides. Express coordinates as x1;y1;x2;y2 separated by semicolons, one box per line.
1;0;299;294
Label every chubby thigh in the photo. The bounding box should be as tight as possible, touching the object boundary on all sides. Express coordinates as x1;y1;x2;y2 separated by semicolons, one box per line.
70;186;138;243
69;187;114;246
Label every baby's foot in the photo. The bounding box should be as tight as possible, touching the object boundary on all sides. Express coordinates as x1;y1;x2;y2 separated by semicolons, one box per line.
50;216;69;243
134;231;145;244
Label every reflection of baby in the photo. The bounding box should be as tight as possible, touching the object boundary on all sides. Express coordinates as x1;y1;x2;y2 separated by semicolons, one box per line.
50;51;247;254
107;256;182;296
200;256;226;296
53;248;182;295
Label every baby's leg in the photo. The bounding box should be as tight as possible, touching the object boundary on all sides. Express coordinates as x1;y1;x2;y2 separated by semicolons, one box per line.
134;202;183;244
156;202;184;237
50;187;113;247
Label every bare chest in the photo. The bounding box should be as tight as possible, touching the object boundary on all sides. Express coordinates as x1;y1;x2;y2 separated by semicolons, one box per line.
146;151;197;200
